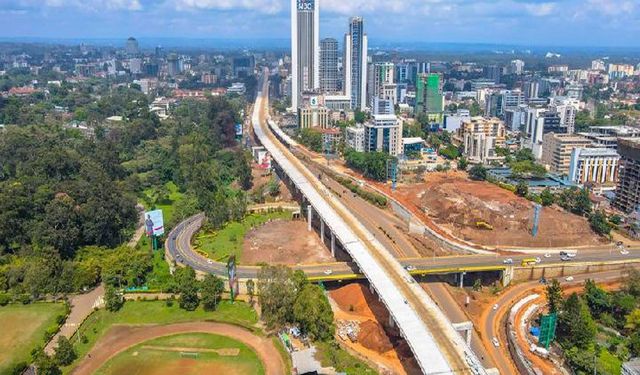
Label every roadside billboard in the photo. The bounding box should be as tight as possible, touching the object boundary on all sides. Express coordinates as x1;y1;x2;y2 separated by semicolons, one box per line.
144;209;165;237
235;123;243;137
227;255;239;301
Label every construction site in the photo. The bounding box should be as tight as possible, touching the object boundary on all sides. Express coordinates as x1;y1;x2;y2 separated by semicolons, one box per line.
394;172;604;248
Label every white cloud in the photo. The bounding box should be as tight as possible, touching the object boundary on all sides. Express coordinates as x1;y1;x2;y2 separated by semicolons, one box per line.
524;2;556;16
173;0;283;14
23;0;142;11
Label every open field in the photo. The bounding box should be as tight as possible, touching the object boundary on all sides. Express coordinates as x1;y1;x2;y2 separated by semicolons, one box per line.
0;303;67;374
395;172;603;248
64;300;258;374
95;332;265;375
195;211;295;264
243;220;335;265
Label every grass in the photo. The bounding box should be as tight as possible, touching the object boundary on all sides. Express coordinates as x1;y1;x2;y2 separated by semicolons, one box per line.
315;341;377;375
64;300;259;374
195;211;293;264
94;332;264;375
0;303;67;374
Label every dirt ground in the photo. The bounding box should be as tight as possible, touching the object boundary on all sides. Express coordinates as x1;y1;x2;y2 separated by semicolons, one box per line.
242;220;335;265
328;283;421;375
394;172;604;248
72;322;285;375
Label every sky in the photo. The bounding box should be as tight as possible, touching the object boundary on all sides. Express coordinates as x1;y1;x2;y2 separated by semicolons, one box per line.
0;0;638;48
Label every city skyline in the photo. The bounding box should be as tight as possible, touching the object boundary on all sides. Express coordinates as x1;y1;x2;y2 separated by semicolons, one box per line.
0;0;639;48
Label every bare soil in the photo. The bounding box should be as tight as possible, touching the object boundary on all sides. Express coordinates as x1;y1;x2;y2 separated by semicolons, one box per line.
395;172;603;248
242;220;335;265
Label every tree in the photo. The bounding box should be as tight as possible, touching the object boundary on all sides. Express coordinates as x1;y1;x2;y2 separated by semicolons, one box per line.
583;279;610;318
35;353;61;375
540;188;555;206
625;309;640;331
53;336;76;366
201;274;224;311
293;284;335;341
546;279;563;314
176;267;199;311
515;180;529;197
257;265;298;329
457;157;468;171
246;279;255;304
354;110;366;124
469;164;487;181
558;292;596;349
625;269;640;298
574;188;592;216
589;211;611;236
104;285;123;312
515;148;535;162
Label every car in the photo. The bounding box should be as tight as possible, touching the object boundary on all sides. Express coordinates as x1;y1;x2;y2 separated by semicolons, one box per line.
560;256;571;262
535;257;542;263
323;269;333;275
207;259;213;265
492;337;500;347
503;258;513;264
493;304;499;310
565;276;574;282
544;253;551;258
405;265;417;272
621;250;630;255
539;277;547;284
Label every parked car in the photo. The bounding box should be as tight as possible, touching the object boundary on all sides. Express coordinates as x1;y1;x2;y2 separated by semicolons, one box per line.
621;249;630;255
535;257;542;263
503;258;513;264
492;337;500;347
565;276;574;282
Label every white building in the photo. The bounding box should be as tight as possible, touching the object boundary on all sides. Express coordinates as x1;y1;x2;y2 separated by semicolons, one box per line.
569;147;620;187
549;97;580;133
443;109;470;133
459;117;506;164
364;114;403;156
509;59;525;75
344;17;368;111
346;124;365;152
291;0;320;110
591;59;606;71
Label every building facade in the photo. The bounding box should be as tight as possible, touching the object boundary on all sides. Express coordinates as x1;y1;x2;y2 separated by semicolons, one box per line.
615;139;640;213
568;148;620;186
541;133;592;175
364;114;403;156
291;0;320;109
344;17;368;111
320;38;339;93
459;117;506;164
298;106;330;129
346;124;365;152
415;73;444;123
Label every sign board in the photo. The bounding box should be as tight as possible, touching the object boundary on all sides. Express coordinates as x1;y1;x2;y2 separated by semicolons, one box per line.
144;209;165;236
539;313;557;349
309;96;319;107
235;123;243;137
297;0;314;11
227;256;239;302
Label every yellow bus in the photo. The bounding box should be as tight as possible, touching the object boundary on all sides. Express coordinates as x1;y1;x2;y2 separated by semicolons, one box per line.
521;258;537;267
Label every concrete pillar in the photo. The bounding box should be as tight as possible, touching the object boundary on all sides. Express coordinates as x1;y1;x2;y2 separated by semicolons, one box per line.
502;266;514;287
320;220;325;242
307;205;313;232
388;314;395;328
459;272;466;288
465;329;472;346
330;232;336;257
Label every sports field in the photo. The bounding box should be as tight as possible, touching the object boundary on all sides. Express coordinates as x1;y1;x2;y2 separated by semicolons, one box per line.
0;303;66;374
95;332;265;375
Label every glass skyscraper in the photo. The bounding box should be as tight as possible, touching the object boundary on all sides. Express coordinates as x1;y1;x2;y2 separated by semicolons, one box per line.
344;17;368;111
291;0;320;109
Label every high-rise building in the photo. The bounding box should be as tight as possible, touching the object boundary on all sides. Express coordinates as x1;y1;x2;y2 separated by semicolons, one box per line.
459;117;506;164
167;53;180;77
484;65;502;83
509;59;525;75
614;139;640;213
370;62;396;108
541;133;592;175
233;56;255;78
344;16;368;111
125;37;139;56
364;114;403;156
291;0;320;109
415;73;444;123
591;59;606;71
320;38;339;93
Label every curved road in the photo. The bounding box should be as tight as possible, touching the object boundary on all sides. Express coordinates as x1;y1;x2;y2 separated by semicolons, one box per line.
72;322;286;375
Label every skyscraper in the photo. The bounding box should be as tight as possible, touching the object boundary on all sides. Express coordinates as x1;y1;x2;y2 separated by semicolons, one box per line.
291;0;320;109
370;62;396;108
320;38;339;93
125;37;139;56
415;73;444;123
344;17;368;111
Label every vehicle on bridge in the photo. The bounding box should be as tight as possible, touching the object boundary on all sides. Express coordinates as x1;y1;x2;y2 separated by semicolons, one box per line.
521;258;538;266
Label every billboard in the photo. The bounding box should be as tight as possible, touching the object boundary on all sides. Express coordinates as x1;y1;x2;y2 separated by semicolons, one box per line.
227;255;239;301
144;209;165;237
235;123;243;137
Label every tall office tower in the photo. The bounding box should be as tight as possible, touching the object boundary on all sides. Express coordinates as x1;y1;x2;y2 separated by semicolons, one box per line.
614;139;640;213
370;62;396;108
320;38;339;93
125;37;139;56
291;0;320;110
344;16;368;111
415;73;444;123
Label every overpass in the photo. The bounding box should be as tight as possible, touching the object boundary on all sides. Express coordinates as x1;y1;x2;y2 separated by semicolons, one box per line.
251;73;486;374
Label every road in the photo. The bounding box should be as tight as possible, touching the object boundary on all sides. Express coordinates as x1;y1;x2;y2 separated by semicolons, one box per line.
482;269;628;375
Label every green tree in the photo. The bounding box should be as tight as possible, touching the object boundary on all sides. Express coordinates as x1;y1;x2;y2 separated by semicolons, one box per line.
515;180;529;197
257;265;298;329
589;211;611;236
469;164;487;181
574;188;593;216
558;292;596;349
176;267;200;311
246;279;255;304
457;157;468;171
35;353;61;375
104;285;124;312
201;274;224;311
354;110;366;124
546;279;563;313
625;309;640;331
293;284;335;341
299;128;323;152
583;279;610;318
540;188;555;206
53;336;76;366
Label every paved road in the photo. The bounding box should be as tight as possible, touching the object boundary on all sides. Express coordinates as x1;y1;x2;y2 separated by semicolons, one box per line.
71;322;286;375
483;269;627;375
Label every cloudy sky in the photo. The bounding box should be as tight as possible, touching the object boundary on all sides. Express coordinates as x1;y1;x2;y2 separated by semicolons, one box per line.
0;0;638;47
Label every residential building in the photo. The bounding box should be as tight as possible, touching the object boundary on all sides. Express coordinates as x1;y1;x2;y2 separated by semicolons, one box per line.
415;73;444;123
291;0;320;109
548;65;569;74
364;114;403;156
614;139;640;213
541;133;592;175
346;124;365;152
372;97;393;115
486;89;525;117
459;117;506;164
319;127;341;153
549;97;579;133
320;38;339;93
344;17;368;110
568;148;620;187
370;62;395;107
608;63;635;79
167;53;180;77
591;59;606;71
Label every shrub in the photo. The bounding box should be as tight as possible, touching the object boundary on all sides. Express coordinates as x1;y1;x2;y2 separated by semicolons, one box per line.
0;292;10;306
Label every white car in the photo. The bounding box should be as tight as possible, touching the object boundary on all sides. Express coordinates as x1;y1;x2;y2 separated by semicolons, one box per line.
621;250;630;255
492;337;500;347
565;276;574;282
493;304;499;311
544;253;551;258
207;259;213;265
503;258;513;264
405;265;417;272
535;257;542;263
323;269;333;275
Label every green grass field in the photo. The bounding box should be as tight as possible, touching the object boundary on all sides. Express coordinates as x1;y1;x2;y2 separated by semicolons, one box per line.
64;300;258;374
95;332;265;375
195;211;293;264
315;341;377;375
0;303;67;374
